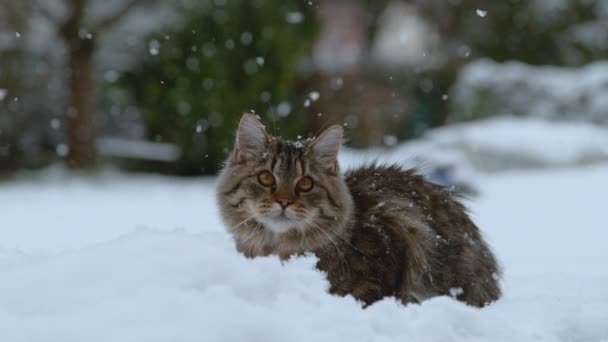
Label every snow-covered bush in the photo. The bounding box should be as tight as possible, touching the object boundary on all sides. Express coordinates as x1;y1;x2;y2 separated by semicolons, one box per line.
450;59;608;125
341;116;608;182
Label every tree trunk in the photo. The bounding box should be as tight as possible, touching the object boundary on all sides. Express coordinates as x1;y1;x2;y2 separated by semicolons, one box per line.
58;0;147;169
65;38;97;169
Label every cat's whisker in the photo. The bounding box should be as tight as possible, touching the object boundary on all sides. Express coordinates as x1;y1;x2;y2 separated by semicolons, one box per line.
310;223;350;277
310;224;338;252
241;223;262;245
298;228;313;252
229;215;257;231
317;217;373;259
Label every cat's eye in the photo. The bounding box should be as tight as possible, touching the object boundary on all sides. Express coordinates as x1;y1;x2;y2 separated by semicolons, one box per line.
258;171;275;187
296;176;314;192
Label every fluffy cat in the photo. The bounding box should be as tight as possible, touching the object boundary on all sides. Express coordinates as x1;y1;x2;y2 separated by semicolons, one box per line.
217;113;501;307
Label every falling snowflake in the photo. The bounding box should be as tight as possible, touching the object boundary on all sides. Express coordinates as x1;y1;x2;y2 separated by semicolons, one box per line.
286;12;304;24
308;91;320;101
56;144;69;157
148;40;161;56
277;102;291;117
50;119;61;130
383;135;398;146
476;9;487;17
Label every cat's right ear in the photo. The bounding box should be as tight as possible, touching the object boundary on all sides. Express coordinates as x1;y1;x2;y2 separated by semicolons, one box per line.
311;125;343;174
234;113;268;162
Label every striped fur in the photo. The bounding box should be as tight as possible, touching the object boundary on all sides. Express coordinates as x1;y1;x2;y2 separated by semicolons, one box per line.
217;114;501;307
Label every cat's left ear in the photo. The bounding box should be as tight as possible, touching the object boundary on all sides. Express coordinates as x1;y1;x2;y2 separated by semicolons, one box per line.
234;113;269;161
311;125;342;174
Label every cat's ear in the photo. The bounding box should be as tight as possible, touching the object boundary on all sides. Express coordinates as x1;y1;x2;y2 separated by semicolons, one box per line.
234;113;268;161
311;125;342;173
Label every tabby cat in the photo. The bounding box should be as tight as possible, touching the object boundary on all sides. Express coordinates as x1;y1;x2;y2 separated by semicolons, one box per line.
217;113;501;307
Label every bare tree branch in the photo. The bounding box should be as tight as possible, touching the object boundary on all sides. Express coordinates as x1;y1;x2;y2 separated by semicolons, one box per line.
91;0;149;33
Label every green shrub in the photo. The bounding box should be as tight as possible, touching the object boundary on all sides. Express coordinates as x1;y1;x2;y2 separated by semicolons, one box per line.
111;0;318;174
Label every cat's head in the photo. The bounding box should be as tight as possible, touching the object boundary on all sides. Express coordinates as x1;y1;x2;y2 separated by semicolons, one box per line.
217;113;353;252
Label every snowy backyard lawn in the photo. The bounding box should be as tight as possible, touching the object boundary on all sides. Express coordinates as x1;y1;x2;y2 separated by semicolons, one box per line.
2;165;607;341
1;119;608;341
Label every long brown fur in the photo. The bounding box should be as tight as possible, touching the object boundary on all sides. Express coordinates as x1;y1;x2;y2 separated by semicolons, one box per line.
217;113;501;307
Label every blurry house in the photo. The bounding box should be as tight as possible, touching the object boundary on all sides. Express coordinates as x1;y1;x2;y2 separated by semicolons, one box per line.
370;1;441;70
313;0;366;72
307;0;444;147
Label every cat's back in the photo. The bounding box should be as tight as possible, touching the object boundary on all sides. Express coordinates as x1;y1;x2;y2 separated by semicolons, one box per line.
344;164;450;218
344;164;482;247
345;164;430;201
341;164;501;306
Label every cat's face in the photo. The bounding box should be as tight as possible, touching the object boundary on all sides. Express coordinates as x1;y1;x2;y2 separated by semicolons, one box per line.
217;114;352;249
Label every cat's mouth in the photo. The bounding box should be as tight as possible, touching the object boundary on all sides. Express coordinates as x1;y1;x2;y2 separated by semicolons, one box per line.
278;210;291;219
257;209;301;234
267;205;298;220
271;211;297;223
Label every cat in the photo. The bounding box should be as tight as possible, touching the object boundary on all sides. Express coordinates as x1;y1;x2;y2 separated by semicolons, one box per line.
217;113;501;307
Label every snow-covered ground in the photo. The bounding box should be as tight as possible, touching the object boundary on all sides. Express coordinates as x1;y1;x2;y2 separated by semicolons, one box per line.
1;118;607;341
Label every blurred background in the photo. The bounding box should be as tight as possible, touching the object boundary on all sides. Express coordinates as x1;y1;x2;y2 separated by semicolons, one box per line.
1;0;607;178
2;3;608;334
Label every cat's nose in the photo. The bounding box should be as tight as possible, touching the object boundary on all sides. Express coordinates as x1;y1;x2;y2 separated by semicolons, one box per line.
276;198;293;209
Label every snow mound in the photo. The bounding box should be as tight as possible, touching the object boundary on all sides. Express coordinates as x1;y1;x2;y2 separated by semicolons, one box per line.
419;116;608;171
451;59;608;124
2;223;608;342
0;169;222;253
342;116;608;175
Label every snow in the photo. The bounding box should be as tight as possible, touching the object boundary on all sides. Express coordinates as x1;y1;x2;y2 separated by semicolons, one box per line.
286;12;305;24
0;168;221;253
419;116;608;169
308;91;321;101
148;39;161;56
1;119;608;341
340;116;608;182
476;9;487;17
451;59;608;124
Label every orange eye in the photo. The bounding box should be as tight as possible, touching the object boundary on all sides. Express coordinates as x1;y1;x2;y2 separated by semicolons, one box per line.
296;176;314;192
258;171;275;187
